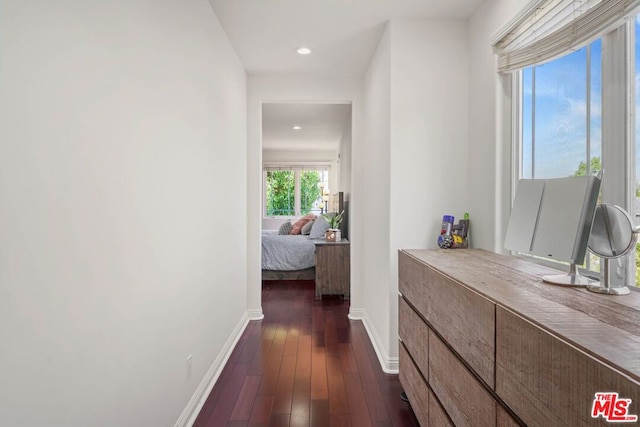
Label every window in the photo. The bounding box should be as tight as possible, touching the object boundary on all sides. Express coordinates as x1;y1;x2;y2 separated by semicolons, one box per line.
503;1;640;287
263;166;329;217
521;41;601;180
265;170;295;216
518;41;602;273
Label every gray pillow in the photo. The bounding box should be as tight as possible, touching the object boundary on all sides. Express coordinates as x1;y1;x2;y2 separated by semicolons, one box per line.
301;219;315;235
278;220;293;235
309;215;330;239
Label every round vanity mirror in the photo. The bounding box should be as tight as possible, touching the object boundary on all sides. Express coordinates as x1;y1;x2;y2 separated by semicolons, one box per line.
586;204;637;295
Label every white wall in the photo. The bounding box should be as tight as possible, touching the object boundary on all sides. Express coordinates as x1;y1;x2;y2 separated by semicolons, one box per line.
468;0;532;252
262;149;335;163
247;75;364;319
338;110;353;197
361;18;469;370
389;17;469;355
361;25;393;369
0;1;247;426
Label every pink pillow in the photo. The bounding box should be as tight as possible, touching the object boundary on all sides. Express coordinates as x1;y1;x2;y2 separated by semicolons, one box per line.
289;213;316;235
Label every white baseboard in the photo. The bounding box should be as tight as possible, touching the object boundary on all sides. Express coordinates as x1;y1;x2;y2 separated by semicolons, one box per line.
348;307;365;320
247;307;264;320
347;307;399;374
174;312;251;427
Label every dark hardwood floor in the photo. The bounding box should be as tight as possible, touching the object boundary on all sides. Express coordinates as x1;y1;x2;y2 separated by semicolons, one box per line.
193;280;419;427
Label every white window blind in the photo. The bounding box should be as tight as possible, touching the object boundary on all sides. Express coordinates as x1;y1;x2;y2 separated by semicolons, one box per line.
493;0;640;73
263;163;330;172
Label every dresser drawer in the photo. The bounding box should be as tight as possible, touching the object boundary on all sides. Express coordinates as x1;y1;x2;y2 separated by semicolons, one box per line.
429;387;454;427
497;404;521;427
429;329;497;427
398;251;429;314
496;306;640;426
399;251;495;388
399;343;429;427
400;342;454;427
398;296;429;379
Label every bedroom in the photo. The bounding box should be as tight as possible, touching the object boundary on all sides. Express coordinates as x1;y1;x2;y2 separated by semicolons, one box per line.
260;102;351;283
4;0;634;426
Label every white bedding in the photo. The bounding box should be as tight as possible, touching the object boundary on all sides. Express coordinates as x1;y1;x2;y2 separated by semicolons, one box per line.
261;230;317;270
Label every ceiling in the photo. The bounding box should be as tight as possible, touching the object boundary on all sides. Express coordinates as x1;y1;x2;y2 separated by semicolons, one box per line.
262;103;351;151
208;0;484;77
208;0;484;151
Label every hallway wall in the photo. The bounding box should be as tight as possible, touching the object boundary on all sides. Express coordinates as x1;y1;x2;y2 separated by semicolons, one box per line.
0;1;247;425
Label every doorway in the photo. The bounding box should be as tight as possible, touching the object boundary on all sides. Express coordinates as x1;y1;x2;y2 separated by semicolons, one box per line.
259;101;353;287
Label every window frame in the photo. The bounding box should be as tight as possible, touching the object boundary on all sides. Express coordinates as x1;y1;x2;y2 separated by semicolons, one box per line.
262;163;330;218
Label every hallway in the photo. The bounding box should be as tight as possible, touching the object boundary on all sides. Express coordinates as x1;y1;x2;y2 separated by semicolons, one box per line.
193;280;418;426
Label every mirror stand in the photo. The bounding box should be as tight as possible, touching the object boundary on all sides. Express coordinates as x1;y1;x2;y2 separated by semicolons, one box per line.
586;258;630;295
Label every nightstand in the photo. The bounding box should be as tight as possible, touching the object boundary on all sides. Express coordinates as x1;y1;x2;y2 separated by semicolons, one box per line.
314;239;350;300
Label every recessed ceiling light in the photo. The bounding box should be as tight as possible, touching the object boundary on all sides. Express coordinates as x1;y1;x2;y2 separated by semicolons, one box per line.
296;47;311;55
292;125;302;130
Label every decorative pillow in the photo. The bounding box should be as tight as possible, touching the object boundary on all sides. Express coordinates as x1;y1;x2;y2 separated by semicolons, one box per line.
309;215;330;239
301;219;315;235
289;213;316;235
278;220;293;235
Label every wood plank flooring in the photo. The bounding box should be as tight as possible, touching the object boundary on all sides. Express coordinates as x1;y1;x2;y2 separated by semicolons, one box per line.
193;280;419;427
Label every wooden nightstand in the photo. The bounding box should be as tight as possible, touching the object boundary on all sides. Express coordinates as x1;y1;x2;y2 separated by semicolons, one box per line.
314;239;350;300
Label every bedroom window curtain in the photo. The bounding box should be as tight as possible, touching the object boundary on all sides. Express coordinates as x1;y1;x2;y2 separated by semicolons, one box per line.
492;0;640;73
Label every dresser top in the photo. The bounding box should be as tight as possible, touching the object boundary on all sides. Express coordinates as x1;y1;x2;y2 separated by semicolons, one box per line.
401;248;640;383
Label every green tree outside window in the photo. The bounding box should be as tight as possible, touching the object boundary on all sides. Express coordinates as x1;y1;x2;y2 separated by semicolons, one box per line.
266;171;294;216
266;170;323;216
300;171;321;214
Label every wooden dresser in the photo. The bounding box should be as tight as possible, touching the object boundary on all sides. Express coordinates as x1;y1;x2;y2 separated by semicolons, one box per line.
315;239;350;300
398;249;640;426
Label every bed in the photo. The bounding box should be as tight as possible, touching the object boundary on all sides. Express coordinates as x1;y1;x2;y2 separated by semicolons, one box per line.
262;191;347;280
261;230;317;271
